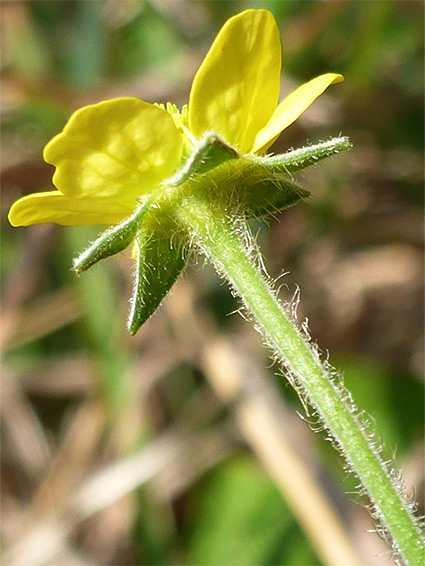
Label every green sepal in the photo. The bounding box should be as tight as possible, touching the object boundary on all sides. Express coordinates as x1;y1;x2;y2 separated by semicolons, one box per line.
72;197;153;274
238;137;352;218
239;167;310;218
128;229;187;335
260;136;352;174
168;133;239;186
194;156;310;219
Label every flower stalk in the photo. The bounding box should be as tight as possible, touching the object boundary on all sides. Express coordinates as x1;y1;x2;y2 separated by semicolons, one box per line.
174;193;425;566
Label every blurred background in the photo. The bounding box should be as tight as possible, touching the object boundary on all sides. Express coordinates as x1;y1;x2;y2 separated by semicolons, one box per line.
1;1;423;565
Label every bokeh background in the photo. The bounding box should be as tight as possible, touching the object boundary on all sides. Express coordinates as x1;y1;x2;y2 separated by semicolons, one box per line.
1;1;424;565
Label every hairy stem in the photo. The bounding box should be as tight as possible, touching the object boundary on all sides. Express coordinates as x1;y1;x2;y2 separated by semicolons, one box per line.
175;195;424;566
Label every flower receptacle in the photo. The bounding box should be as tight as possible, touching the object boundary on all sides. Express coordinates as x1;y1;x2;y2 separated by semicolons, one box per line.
71;133;352;332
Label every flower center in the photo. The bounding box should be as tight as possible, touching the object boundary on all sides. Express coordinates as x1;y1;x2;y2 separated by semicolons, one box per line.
155;102;196;157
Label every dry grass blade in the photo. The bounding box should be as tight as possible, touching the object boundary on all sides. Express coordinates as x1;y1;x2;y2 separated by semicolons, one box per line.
2;422;232;566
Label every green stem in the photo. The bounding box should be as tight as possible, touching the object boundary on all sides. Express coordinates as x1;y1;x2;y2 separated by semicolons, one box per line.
175;195;424;566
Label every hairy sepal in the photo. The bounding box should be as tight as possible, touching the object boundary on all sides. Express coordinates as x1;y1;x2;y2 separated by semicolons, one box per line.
167;132;240;187
183;157;310;218
260;136;352;174
128;228;187;335
240;164;310;218
72;197;154;274
166;134;352;219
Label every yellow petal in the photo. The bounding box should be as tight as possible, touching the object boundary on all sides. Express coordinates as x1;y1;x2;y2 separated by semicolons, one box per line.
8;191;137;226
189;9;281;153
252;73;344;154
44;98;183;199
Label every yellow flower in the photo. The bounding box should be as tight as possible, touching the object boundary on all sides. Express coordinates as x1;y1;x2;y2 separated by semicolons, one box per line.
9;9;343;228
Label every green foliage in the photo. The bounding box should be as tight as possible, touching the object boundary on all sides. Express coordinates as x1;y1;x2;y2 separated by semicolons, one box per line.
337;355;425;456
186;456;319;566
